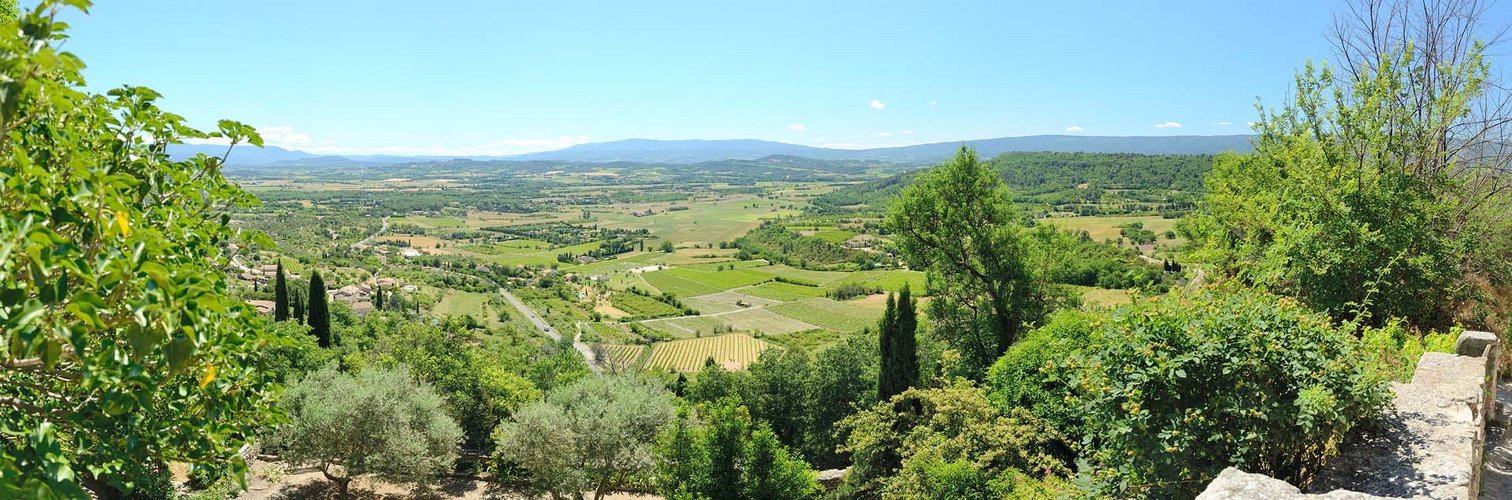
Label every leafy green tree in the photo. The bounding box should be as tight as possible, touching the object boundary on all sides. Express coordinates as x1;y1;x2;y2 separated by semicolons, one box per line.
837;380;1067;499
307;270;331;347
1071;289;1390;498
274;260;290;321
272;364;462;498
879;285;919;401
986;310;1098;460
493;374;675;500
1182;45;1487;326
0;3;282;496
887;146;1063;376
684;362;748;405
260;321;333;383
654;399;820;500
742;348;812;448
805;330;878;469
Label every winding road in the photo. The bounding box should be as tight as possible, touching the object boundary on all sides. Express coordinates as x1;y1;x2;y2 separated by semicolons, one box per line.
499;287;601;373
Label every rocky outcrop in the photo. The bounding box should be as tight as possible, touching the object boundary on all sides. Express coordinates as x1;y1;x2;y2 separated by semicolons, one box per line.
1198;331;1499;500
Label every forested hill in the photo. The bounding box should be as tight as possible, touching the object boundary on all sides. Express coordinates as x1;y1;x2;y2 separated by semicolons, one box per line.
812;151;1215;215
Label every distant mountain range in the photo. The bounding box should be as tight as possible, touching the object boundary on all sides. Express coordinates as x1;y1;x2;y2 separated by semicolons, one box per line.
171;135;1254;167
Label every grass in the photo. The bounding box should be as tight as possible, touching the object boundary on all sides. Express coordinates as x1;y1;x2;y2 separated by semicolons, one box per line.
642;267;773;297
455;240;605;267
433;290;501;327
767;297;881;333
609;292;683;318
824;269;927;293
743;281;827;301
1072;285;1134;308
762;329;848;353
749;264;851;285
808;229;857;244
645;334;773;372
1040;215;1184;247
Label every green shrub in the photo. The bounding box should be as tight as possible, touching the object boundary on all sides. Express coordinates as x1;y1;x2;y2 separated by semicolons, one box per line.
1072;289;1390;498
986;310;1099;456
1360;320;1460;382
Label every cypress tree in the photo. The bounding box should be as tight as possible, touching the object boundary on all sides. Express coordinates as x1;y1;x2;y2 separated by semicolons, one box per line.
307;271;331;348
292;289;306;325
273;260;289;321
878;292;901;401
374;285;384;310
894;284;919;394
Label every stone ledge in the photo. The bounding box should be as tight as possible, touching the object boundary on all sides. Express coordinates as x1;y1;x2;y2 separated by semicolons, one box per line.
1198;331;1498;500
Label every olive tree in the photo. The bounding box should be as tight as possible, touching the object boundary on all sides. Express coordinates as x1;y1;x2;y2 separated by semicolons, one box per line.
493;374;675;500
0;2;283;496
272;364;463;497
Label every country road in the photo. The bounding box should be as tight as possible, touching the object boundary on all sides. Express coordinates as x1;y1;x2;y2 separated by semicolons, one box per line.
499;288;601;373
352;216;390;248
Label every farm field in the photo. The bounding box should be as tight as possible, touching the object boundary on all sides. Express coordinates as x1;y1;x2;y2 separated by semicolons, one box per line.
1073;285;1135;308
641;267;773;297
610;292;683;318
641;315;730;338
594;344;646;370
742;281;827;301
644;334;773;372
591;197;806;246
715;308;818;334
749;264;851;285
767;297;881;333
681;291;776;314
1040;215;1182;245
824;269;927;293
433;290;501;327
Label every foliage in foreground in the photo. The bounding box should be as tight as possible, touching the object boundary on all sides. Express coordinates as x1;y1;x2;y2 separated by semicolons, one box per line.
837;380;1069;499
0;2;284;496
270;364;462;496
1182;51;1475;327
1070;289;1391;498
655;399;820;500
493;374;675;500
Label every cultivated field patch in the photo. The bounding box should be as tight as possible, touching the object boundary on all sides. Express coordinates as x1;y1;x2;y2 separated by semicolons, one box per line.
742;281;827;301
767;297;881;333
718;308;819;334
595;344;646;370
645;334;773;372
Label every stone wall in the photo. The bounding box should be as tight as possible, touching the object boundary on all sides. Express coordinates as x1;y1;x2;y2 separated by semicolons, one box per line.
1198;331;1499;500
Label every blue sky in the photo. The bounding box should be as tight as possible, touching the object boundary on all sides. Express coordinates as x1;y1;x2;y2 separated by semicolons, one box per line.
57;1;1507;155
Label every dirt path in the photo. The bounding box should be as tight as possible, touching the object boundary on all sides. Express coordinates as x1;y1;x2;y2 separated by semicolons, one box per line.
238;460;657;499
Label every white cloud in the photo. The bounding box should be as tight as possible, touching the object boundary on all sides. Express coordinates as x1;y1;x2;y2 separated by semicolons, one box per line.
787;123;806;131
1065;125;1084;133
926;100;937;106
869;99;887;110
877;132;893;137
1214;121;1232;126
1154;122;1183;129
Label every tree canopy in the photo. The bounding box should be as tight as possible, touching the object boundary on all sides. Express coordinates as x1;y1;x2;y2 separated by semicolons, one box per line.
0;2;284;496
